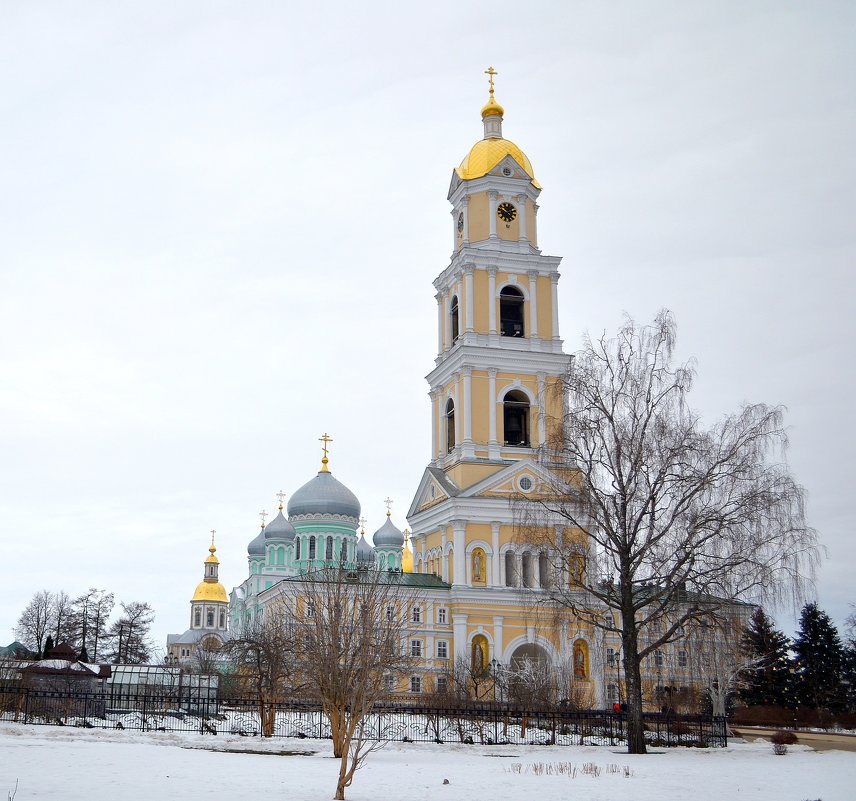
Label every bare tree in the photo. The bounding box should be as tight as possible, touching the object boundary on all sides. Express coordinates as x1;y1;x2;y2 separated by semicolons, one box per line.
226;600;301;737
106;602;155;664
13;591;54;656
71;589;114;661
516;311;819;753
295;566;421;801
50;591;75;646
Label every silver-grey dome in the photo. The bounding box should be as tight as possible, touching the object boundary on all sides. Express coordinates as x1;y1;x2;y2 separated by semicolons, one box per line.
373;516;404;548
247;526;266;556
287;470;361;522
264;509;296;541
356;532;375;563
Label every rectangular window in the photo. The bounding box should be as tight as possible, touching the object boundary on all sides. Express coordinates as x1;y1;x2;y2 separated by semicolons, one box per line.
412;606;422;624
305;599;315;618
606;648;616;667
436;676;448;693
654;650;664;667
678;650;688;668
386;605;395;622
410;639;422;657
437;608;447;624
384;674;395;692
436;641;448;659
410;676;422;693
607;683;619;701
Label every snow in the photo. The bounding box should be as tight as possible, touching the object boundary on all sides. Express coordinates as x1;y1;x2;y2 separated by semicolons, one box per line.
1;723;854;801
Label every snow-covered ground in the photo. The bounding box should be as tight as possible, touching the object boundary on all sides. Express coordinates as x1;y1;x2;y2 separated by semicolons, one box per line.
1;722;854;801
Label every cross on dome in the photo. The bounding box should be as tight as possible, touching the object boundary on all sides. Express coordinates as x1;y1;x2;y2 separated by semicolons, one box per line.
319;432;333;472
384;497;393;517
485;65;498;95
259;509;268;528
276;490;286;510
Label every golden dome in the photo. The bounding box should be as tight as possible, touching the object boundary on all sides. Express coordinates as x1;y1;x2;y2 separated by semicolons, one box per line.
456;138;541;189
481;95;504;118
191;580;228;603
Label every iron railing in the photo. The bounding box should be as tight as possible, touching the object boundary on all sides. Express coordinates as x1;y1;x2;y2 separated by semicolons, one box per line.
0;687;726;747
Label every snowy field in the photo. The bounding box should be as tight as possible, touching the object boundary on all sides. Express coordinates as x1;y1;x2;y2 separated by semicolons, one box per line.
1;722;854;801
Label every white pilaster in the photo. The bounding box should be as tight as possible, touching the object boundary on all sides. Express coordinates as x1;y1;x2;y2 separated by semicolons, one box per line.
453;372;461;447
463;366;472;444
429;389;439;462
551;273;560;341
445;288;453;349
488;191;498;239
436;293;444;354
537;372;546;447
441;529;448;582
462;196;470;245
487;266;497;335
453;613;469;661
493;615;504;662
491;522;500;588
488;368;500;460
528;270;539;339
517;195;528;241
452;520;466;585
464;264;474;332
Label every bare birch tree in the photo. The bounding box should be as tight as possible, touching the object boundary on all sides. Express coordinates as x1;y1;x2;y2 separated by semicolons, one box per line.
516;311;819;753
295;567;421;801
13;591;54;656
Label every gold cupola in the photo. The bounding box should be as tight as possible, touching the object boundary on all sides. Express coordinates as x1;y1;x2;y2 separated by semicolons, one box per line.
192;536;229;603
455;66;540;188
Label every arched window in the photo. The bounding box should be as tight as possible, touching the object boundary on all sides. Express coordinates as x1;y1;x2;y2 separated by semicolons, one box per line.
340;540;347;563
206;608;214;627
538;553;550;588
219;610;225;628
296;537;301;560
445;398;456;453
450;295;460;342
573;640;589;679
277;546;285;565
194;608;201;627
325;537;333;560
503;390;530;446
308;536;316;560
504;552;515;586
521;552;534;587
499;286;524;337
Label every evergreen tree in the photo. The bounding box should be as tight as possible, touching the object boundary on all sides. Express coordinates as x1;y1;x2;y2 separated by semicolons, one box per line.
792;602;845;711
739;607;794;707
43;635;54;656
106;601;155;664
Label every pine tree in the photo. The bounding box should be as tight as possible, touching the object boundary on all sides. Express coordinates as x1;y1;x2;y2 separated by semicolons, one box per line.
792;602;845;712
739;607;794;707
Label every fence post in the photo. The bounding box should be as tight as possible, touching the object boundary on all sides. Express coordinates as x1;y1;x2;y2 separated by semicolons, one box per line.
141;691;147;733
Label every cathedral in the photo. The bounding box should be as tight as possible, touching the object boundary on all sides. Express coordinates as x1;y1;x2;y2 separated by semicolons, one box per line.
168;72;618;705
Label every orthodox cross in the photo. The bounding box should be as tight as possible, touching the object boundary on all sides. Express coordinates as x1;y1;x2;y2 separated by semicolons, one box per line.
259;509;268;528
276;489;286;509
210;529;216;545
485;65;498;96
384;496;393;517
359;516;367;533
319;432;333;472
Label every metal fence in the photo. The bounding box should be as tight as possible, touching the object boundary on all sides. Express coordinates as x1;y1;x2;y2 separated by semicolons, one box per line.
0;687;726;747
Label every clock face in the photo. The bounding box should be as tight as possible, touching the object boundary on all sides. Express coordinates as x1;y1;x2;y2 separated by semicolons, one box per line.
457;212;464;233
497;202;517;223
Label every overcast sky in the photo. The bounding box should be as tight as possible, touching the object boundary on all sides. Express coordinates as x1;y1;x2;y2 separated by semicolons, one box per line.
2;1;854;652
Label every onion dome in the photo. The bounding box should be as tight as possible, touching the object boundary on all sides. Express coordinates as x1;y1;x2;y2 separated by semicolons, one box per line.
481;94;504;118
356;531;375;564
287;470;361;523
373;514;404;548
192;542;228;603
247;525;266;556
456;138;539;188
264;508;296;542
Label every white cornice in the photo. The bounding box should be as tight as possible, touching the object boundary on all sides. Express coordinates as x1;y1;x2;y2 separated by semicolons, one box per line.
427;344;570;385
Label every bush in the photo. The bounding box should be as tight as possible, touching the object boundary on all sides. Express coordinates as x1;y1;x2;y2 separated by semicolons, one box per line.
770;730;798;746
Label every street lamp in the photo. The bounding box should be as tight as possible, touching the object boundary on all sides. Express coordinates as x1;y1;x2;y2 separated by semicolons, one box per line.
490;659;502;702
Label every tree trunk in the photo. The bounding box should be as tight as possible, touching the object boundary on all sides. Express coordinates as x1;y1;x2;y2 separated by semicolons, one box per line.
621;606;647;754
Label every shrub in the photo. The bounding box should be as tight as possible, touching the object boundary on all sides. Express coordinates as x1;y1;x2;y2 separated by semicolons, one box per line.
770;730;798;745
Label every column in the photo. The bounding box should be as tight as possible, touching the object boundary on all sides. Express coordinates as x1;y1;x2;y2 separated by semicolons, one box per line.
453;613;469;662
436;293;444;353
445;288;453;349
517;195;528;241
436;388;444;458
487;266;497;334
488;191;498;239
491;522;501;588
462;196;470;245
528;270;539;339
463;366;472;444
464;265;474;332
429;389;439;462
452;520;466;585
453;372;461;447
551;273;560;341
441;530;448;582
421;534;427;574
493;616;504;663
488;368;499;460
537;372;546;447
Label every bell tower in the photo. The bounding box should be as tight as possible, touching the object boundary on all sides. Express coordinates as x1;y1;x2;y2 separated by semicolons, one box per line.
427;69;570;491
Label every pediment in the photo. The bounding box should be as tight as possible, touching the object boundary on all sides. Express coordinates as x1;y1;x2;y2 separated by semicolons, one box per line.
488;154;529;183
408;467;460;517
460;458;572;500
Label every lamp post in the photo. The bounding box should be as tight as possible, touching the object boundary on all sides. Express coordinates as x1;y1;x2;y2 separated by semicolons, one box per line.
490;658;502;702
